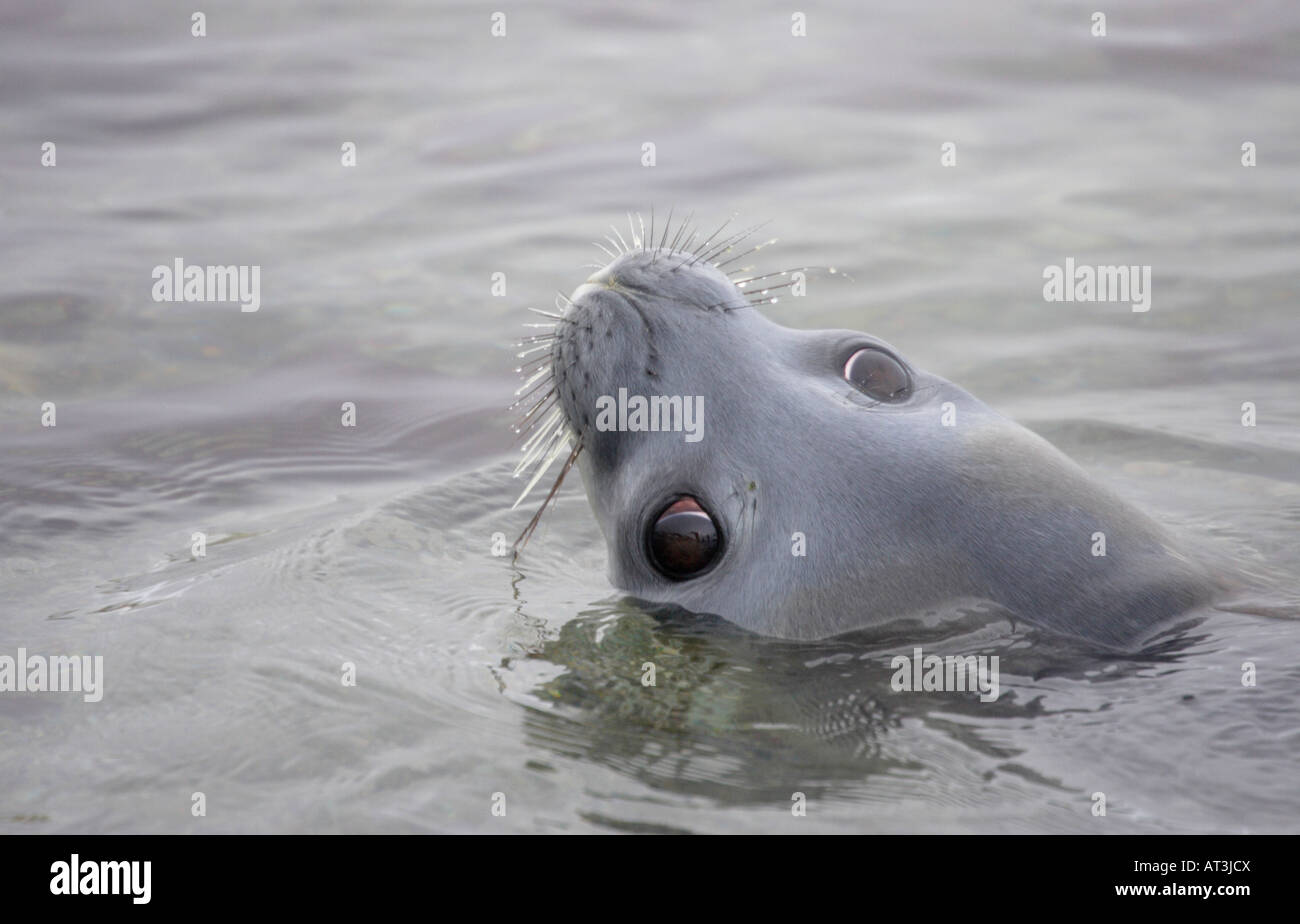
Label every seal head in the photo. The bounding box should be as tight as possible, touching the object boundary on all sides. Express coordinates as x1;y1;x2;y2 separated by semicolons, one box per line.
515;229;1214;646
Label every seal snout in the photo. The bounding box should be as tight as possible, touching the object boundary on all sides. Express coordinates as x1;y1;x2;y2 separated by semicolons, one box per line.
551;251;739;449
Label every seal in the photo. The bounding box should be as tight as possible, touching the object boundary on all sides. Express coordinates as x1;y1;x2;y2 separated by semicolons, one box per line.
512;216;1217;646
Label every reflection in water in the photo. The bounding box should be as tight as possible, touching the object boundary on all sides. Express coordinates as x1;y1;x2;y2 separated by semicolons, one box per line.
510;597;1212;810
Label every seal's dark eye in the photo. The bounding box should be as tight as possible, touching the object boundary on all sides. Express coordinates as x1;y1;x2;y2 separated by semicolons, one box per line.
648;496;720;580
844;347;910;401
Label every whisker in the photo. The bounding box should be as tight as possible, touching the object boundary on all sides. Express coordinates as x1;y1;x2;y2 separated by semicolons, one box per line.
512;396;558;439
513;439;583;551
517;409;566;463
509;379;552;410
669;210;694;253
696;220;771;266
510;384;556;421
741;280;801;296
696;227;757;265
510;367;557;405
656;205;675;260
610;224;630;254
670;231;704;270
690;214;739;262
733;268;810;285
515;353;552;373
715;237;779;269
515;365;554;396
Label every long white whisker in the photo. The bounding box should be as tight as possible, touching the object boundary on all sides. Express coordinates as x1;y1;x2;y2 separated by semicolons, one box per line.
511;434;572;509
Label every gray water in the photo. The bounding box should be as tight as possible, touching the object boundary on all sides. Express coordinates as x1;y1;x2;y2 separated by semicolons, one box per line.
2;0;1298;833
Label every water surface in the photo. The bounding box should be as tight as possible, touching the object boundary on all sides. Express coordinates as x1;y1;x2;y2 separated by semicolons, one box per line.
1;0;1298;833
